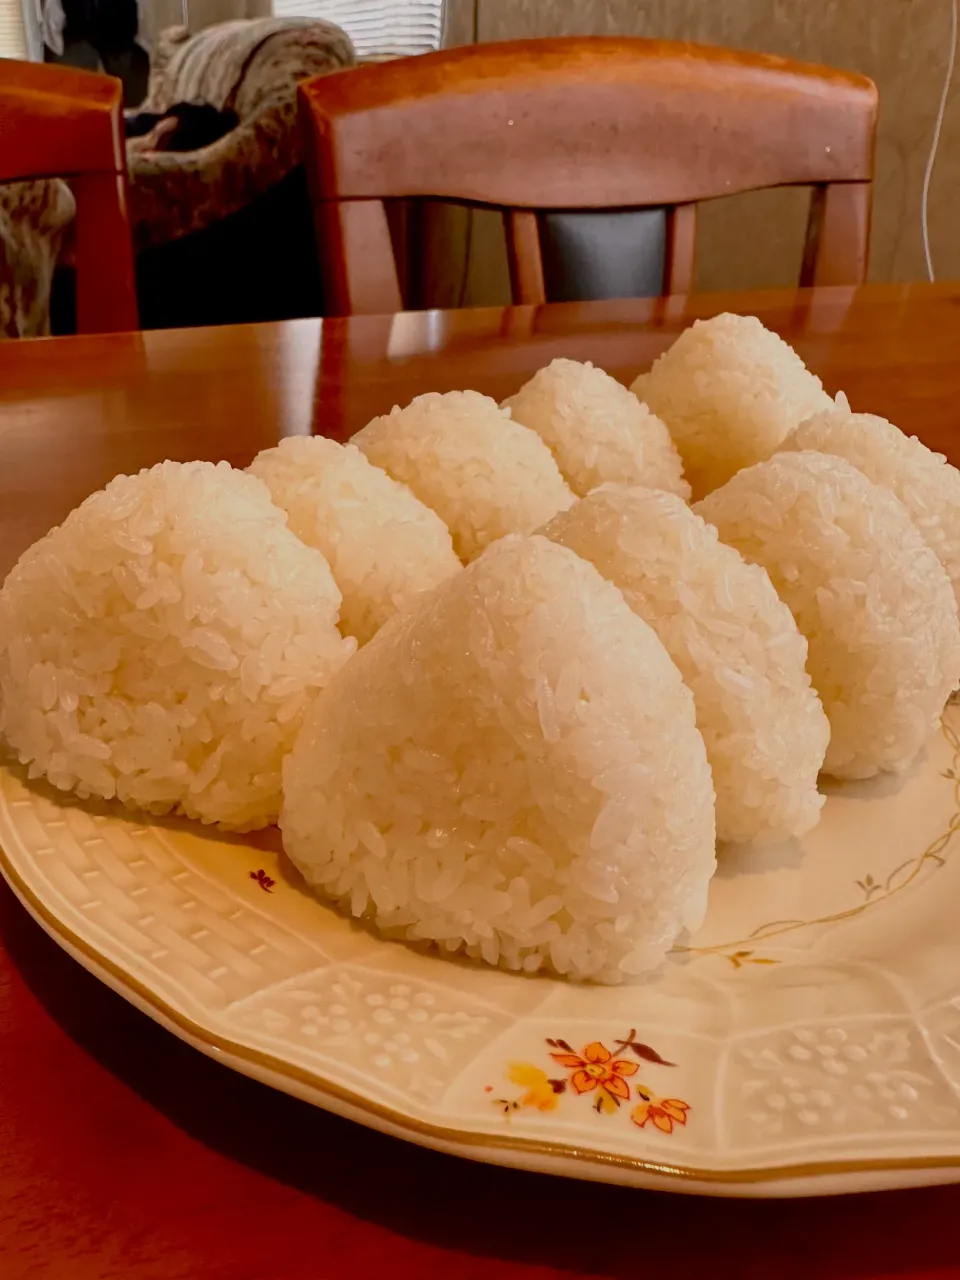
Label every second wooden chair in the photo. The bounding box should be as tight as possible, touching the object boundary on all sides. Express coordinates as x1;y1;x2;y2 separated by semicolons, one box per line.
299;37;878;316
0;59;137;334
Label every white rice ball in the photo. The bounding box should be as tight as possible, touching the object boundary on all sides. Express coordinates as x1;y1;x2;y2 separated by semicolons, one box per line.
503;358;689;498
543;486;829;844
248;436;460;645
351;391;574;562
780;400;960;612
0;460;355;829
632;313;834;499
697;452;960;780
281;534;716;983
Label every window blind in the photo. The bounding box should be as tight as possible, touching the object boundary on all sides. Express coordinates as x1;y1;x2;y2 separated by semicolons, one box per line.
270;0;445;59
0;0;28;58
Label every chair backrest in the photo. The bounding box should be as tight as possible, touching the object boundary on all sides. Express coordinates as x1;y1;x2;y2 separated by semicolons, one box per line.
0;60;138;334
298;37;878;316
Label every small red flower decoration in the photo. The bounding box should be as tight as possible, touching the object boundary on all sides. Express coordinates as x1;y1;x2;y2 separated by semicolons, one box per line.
250;869;275;893
549;1040;639;1106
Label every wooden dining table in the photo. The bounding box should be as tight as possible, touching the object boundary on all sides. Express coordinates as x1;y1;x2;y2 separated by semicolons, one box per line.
4;281;960;1280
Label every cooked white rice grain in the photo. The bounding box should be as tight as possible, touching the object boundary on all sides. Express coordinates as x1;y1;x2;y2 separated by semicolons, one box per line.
351;391;574;562
503;358;688;498
781;400;960;612
543;486;828;844
248;436;460;645
632;313;835;498
0;460;354;829
281;534;716;983
697;451;960;780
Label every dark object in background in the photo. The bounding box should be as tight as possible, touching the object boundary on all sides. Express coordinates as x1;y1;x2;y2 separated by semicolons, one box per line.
66;0;137;51
125;104;241;153
136;167;323;328
51;167;324;334
539;209;668;302
45;0;149;107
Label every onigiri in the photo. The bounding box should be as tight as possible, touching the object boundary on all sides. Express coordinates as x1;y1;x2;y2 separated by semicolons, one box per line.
697;451;960;779
248;436;460;644
632;313;835;498
503;358;689;498
281;534;716;983
780;399;960;612
351;391;574;562
0;460;354;829
543;486;829;844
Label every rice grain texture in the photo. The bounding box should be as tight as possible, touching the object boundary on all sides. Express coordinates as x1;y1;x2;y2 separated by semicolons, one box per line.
351;391;574;562
543;486;829;844
503;358;689;498
0;460;354;829
697;452;960;779
281;534;716;983
780;401;960;612
632;313;834;498
248;436;461;644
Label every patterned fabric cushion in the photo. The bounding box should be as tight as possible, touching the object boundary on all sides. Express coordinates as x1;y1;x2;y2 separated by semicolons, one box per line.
0;179;75;340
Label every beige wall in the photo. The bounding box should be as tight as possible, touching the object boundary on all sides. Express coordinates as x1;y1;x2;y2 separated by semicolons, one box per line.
472;0;960;294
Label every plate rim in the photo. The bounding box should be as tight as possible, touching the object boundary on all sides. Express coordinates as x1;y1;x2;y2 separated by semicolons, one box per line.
5;832;960;1196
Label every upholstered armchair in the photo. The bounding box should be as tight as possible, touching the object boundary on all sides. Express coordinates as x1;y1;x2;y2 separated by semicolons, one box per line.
129;16;354;328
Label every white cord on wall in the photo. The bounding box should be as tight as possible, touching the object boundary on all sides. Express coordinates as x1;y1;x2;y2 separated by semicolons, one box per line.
921;0;959;281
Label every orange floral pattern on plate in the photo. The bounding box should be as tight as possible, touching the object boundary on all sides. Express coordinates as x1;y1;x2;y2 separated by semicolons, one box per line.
550;1040;639;1109
490;1028;690;1133
632;1091;690;1133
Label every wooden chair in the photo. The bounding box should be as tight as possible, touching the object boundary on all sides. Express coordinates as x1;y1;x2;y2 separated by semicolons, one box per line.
0;60;138;334
298;37;878;315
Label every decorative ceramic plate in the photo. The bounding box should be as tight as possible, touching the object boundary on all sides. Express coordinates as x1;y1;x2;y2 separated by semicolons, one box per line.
4;707;960;1199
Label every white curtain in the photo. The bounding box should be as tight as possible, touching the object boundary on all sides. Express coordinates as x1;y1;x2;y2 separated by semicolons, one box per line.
1;0;29;57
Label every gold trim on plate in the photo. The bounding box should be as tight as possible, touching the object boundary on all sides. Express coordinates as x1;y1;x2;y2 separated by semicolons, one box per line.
3;837;960;1190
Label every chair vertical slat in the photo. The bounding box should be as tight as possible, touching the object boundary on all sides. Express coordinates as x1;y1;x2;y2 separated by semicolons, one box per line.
317;200;402;316
801;182;872;288
506;209;546;306
663;204;697;295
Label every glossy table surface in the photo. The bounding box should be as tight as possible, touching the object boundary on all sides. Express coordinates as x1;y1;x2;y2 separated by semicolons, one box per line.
4;283;960;1279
